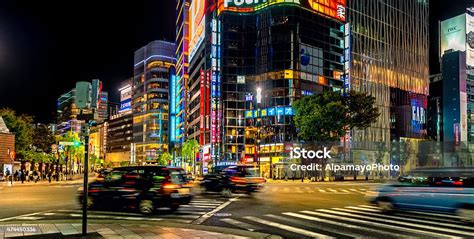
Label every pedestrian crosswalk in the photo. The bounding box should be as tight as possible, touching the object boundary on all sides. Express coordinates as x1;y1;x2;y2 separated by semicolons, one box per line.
260;186;367;194
218;205;474;238
3;195;230;224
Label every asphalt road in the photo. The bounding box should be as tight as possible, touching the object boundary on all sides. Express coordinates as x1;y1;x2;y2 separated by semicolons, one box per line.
1;181;473;238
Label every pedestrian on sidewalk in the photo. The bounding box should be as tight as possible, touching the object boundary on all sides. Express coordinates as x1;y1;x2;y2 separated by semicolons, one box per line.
48;171;52;183
20;170;25;184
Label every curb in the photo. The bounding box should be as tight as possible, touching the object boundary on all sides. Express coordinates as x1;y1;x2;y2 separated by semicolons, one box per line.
0;220;281;239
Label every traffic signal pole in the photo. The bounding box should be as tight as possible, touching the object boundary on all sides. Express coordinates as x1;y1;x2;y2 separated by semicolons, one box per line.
82;123;89;236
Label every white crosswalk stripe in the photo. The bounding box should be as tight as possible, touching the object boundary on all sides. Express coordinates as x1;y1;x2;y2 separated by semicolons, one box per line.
261;186;369;194
220;218;262;232
219;205;473;238
244;215;335;238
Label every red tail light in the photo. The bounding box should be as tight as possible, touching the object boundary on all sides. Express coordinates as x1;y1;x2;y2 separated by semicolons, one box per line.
89;189;100;193
452;181;463;186
162;182;179;189
230;176;246;184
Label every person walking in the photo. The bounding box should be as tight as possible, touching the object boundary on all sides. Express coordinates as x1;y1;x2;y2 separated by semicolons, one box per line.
20;170;25;184
48;171;52;183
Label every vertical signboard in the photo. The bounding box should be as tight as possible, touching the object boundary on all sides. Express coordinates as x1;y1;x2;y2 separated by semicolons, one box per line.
200;70;205;145
189;0;206;61
170;73;177;142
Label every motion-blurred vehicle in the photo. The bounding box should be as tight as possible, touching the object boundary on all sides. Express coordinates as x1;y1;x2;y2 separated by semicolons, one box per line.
201;165;265;197
78;166;192;214
95;168;112;182
366;167;474;222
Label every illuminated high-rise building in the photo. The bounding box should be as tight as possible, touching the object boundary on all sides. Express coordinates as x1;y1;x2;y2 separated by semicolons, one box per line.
174;0;191;146
347;0;430;144
185;0;348;175
132;40;176;165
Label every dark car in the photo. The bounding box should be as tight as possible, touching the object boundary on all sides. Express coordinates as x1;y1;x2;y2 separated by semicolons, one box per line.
78;166;192;214
201;165;265;197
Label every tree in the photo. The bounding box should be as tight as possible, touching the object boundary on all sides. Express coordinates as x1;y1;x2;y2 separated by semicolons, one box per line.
157;152;172;166
33;124;55;153
182;139;199;174
0;108;35;151
293;91;380;142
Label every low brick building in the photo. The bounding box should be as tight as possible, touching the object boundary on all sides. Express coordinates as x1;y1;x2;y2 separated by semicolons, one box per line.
0;116;15;176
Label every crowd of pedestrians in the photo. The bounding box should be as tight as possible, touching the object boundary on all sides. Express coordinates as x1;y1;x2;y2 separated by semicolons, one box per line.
8;169;80;183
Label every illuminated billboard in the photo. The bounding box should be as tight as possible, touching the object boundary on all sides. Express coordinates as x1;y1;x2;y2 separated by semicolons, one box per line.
119;84;132;113
218;0;346;22
440;14;466;58
308;0;346;22
189;0;206;61
466;10;474;66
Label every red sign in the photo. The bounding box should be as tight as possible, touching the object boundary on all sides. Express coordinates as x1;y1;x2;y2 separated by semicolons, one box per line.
9;150;16;160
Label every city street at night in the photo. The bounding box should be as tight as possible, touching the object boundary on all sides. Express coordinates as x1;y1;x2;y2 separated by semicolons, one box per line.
1;181;473;238
1;0;474;238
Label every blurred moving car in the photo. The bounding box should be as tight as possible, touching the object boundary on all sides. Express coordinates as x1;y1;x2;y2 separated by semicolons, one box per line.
95;168;112;182
78;166;192;214
366;167;474;222
201;165;265;197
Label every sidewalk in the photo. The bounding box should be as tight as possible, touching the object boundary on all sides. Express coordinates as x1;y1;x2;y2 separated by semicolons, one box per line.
2;176;96;187
0;223;273;239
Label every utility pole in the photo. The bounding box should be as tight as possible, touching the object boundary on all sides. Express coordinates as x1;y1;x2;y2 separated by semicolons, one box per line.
81;123;90;236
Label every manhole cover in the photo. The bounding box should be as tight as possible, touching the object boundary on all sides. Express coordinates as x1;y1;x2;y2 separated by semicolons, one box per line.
213;213;232;217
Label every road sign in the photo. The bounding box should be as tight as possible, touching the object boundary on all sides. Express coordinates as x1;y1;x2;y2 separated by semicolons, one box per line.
58;145;64;152
9;150;15;160
59;141;75;146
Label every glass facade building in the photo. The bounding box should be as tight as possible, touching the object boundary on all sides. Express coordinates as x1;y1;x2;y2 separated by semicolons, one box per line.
132;40;176;164
347;0;430;145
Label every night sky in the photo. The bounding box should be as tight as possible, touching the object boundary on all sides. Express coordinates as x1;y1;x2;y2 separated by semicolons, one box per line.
0;0;473;123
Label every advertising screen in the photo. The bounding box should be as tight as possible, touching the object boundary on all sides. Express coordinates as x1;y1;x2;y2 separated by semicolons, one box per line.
466;10;474;66
440;14;466;58
218;0;346;22
189;0;206;61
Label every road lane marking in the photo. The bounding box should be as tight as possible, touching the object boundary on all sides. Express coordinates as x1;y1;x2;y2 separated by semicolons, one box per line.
244;215;334;239
317;209;469;238
220;218;261;232
340;189;350;193
357;205;462;220
182;204;217;208
192;198;238;224
282;212;408;238
0;210;53;222
327;188;337;192
349;189;365;194
69;213;164;221
266;214;366;238
358;204;379;209
301;210;461;239
336;208;474;231
319;189;326;193
304;187;314;193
